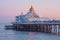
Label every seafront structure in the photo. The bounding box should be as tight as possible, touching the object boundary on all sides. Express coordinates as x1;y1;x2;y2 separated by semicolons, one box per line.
5;6;60;34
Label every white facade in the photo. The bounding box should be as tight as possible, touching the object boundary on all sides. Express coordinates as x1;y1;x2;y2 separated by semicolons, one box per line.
51;25;60;34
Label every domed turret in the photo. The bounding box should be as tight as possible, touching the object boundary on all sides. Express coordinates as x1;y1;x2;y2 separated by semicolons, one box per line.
29;5;34;11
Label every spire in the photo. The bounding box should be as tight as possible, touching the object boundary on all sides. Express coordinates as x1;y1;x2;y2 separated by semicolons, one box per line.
21;12;23;15
30;5;34;11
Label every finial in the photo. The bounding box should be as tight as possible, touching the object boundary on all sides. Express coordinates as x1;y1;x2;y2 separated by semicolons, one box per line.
21;12;23;16
30;5;34;11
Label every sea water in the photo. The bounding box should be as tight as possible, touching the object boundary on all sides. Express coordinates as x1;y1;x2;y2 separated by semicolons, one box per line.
0;24;60;40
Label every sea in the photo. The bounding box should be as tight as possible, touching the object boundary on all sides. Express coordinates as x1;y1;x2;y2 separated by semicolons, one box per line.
0;24;60;40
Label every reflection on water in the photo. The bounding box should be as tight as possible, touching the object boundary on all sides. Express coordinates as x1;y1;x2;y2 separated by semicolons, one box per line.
0;25;60;40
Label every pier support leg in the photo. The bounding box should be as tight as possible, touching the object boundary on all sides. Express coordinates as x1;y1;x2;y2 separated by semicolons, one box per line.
38;24;39;32
47;25;50;32
56;25;59;35
44;25;46;32
51;25;55;33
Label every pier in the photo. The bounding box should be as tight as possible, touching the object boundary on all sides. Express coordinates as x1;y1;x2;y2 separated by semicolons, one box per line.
5;23;60;35
14;24;52;32
5;6;60;35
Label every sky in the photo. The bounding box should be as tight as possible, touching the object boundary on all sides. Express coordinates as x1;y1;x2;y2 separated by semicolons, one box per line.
0;0;60;24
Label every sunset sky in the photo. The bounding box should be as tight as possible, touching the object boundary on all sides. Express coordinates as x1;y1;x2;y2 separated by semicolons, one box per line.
0;0;60;24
